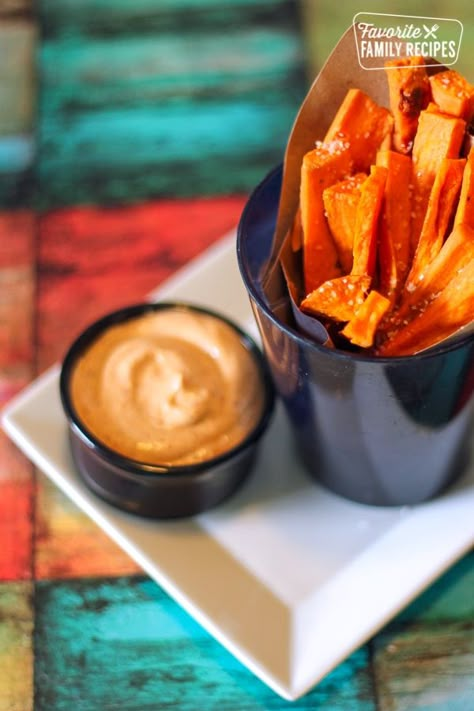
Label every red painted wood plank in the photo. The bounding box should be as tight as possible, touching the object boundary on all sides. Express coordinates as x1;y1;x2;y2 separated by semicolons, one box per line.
0;211;35;266
0;266;34;369
37;196;246;370
0;211;35;581
0;433;33;581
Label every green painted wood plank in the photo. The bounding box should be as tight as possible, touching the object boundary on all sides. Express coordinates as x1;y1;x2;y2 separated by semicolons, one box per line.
301;0;474;80
35;576;375;711
396;553;474;624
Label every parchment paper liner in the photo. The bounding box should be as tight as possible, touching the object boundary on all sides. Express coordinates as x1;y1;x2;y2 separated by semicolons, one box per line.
262;26;472;354
263;25;388;337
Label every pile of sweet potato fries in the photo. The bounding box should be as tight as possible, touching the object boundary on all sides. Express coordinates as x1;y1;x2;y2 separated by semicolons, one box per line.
290;57;474;356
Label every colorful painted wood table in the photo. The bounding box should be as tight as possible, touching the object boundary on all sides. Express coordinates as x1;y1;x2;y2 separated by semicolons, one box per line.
0;1;473;709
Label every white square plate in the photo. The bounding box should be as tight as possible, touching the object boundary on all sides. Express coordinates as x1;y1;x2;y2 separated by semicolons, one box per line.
3;231;474;701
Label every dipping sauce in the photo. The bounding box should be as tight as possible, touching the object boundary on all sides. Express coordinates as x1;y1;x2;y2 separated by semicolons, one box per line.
70;308;265;466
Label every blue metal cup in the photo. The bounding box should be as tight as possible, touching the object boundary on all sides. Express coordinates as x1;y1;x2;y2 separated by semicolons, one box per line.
237;165;474;505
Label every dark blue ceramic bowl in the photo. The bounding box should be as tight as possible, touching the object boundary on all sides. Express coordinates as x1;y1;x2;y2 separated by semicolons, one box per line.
60;302;275;518
237;165;474;506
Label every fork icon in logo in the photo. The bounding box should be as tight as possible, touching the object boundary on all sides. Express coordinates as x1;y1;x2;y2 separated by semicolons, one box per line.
423;23;439;38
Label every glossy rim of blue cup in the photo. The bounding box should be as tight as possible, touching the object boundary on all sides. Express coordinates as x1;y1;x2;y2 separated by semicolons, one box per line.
60;301;275;478
237;164;474;365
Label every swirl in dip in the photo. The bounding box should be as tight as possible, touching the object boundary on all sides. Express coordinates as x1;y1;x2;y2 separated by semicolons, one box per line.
70;308;265;466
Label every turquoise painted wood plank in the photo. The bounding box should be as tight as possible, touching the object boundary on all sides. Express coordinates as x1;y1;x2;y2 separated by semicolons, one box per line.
0;135;34;173
35;576;376;710
40;31;303;108
0;135;34;206
38;100;297;206
37;0;306;207
40;0;296;37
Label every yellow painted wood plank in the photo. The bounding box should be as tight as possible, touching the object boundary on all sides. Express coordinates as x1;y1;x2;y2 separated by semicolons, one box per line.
0;21;36;134
35;477;140;580
0;581;33;711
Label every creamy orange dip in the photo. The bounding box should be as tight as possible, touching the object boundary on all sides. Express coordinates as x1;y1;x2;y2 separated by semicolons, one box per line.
70;309;265;466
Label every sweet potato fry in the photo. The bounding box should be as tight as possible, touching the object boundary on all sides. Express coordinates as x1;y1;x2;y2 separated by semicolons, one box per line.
385;56;431;154
324;88;393;172
430;69;474;121
301;275;371;323
351;165;387;278
341;290;391;348
402;223;474;307
425;102;442;113
377;258;474;356
410;109;466;252
383;223;474;335
300;143;352;293
405;157;465;291
322;173;366;272
376;150;412;302
454;148;474;228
